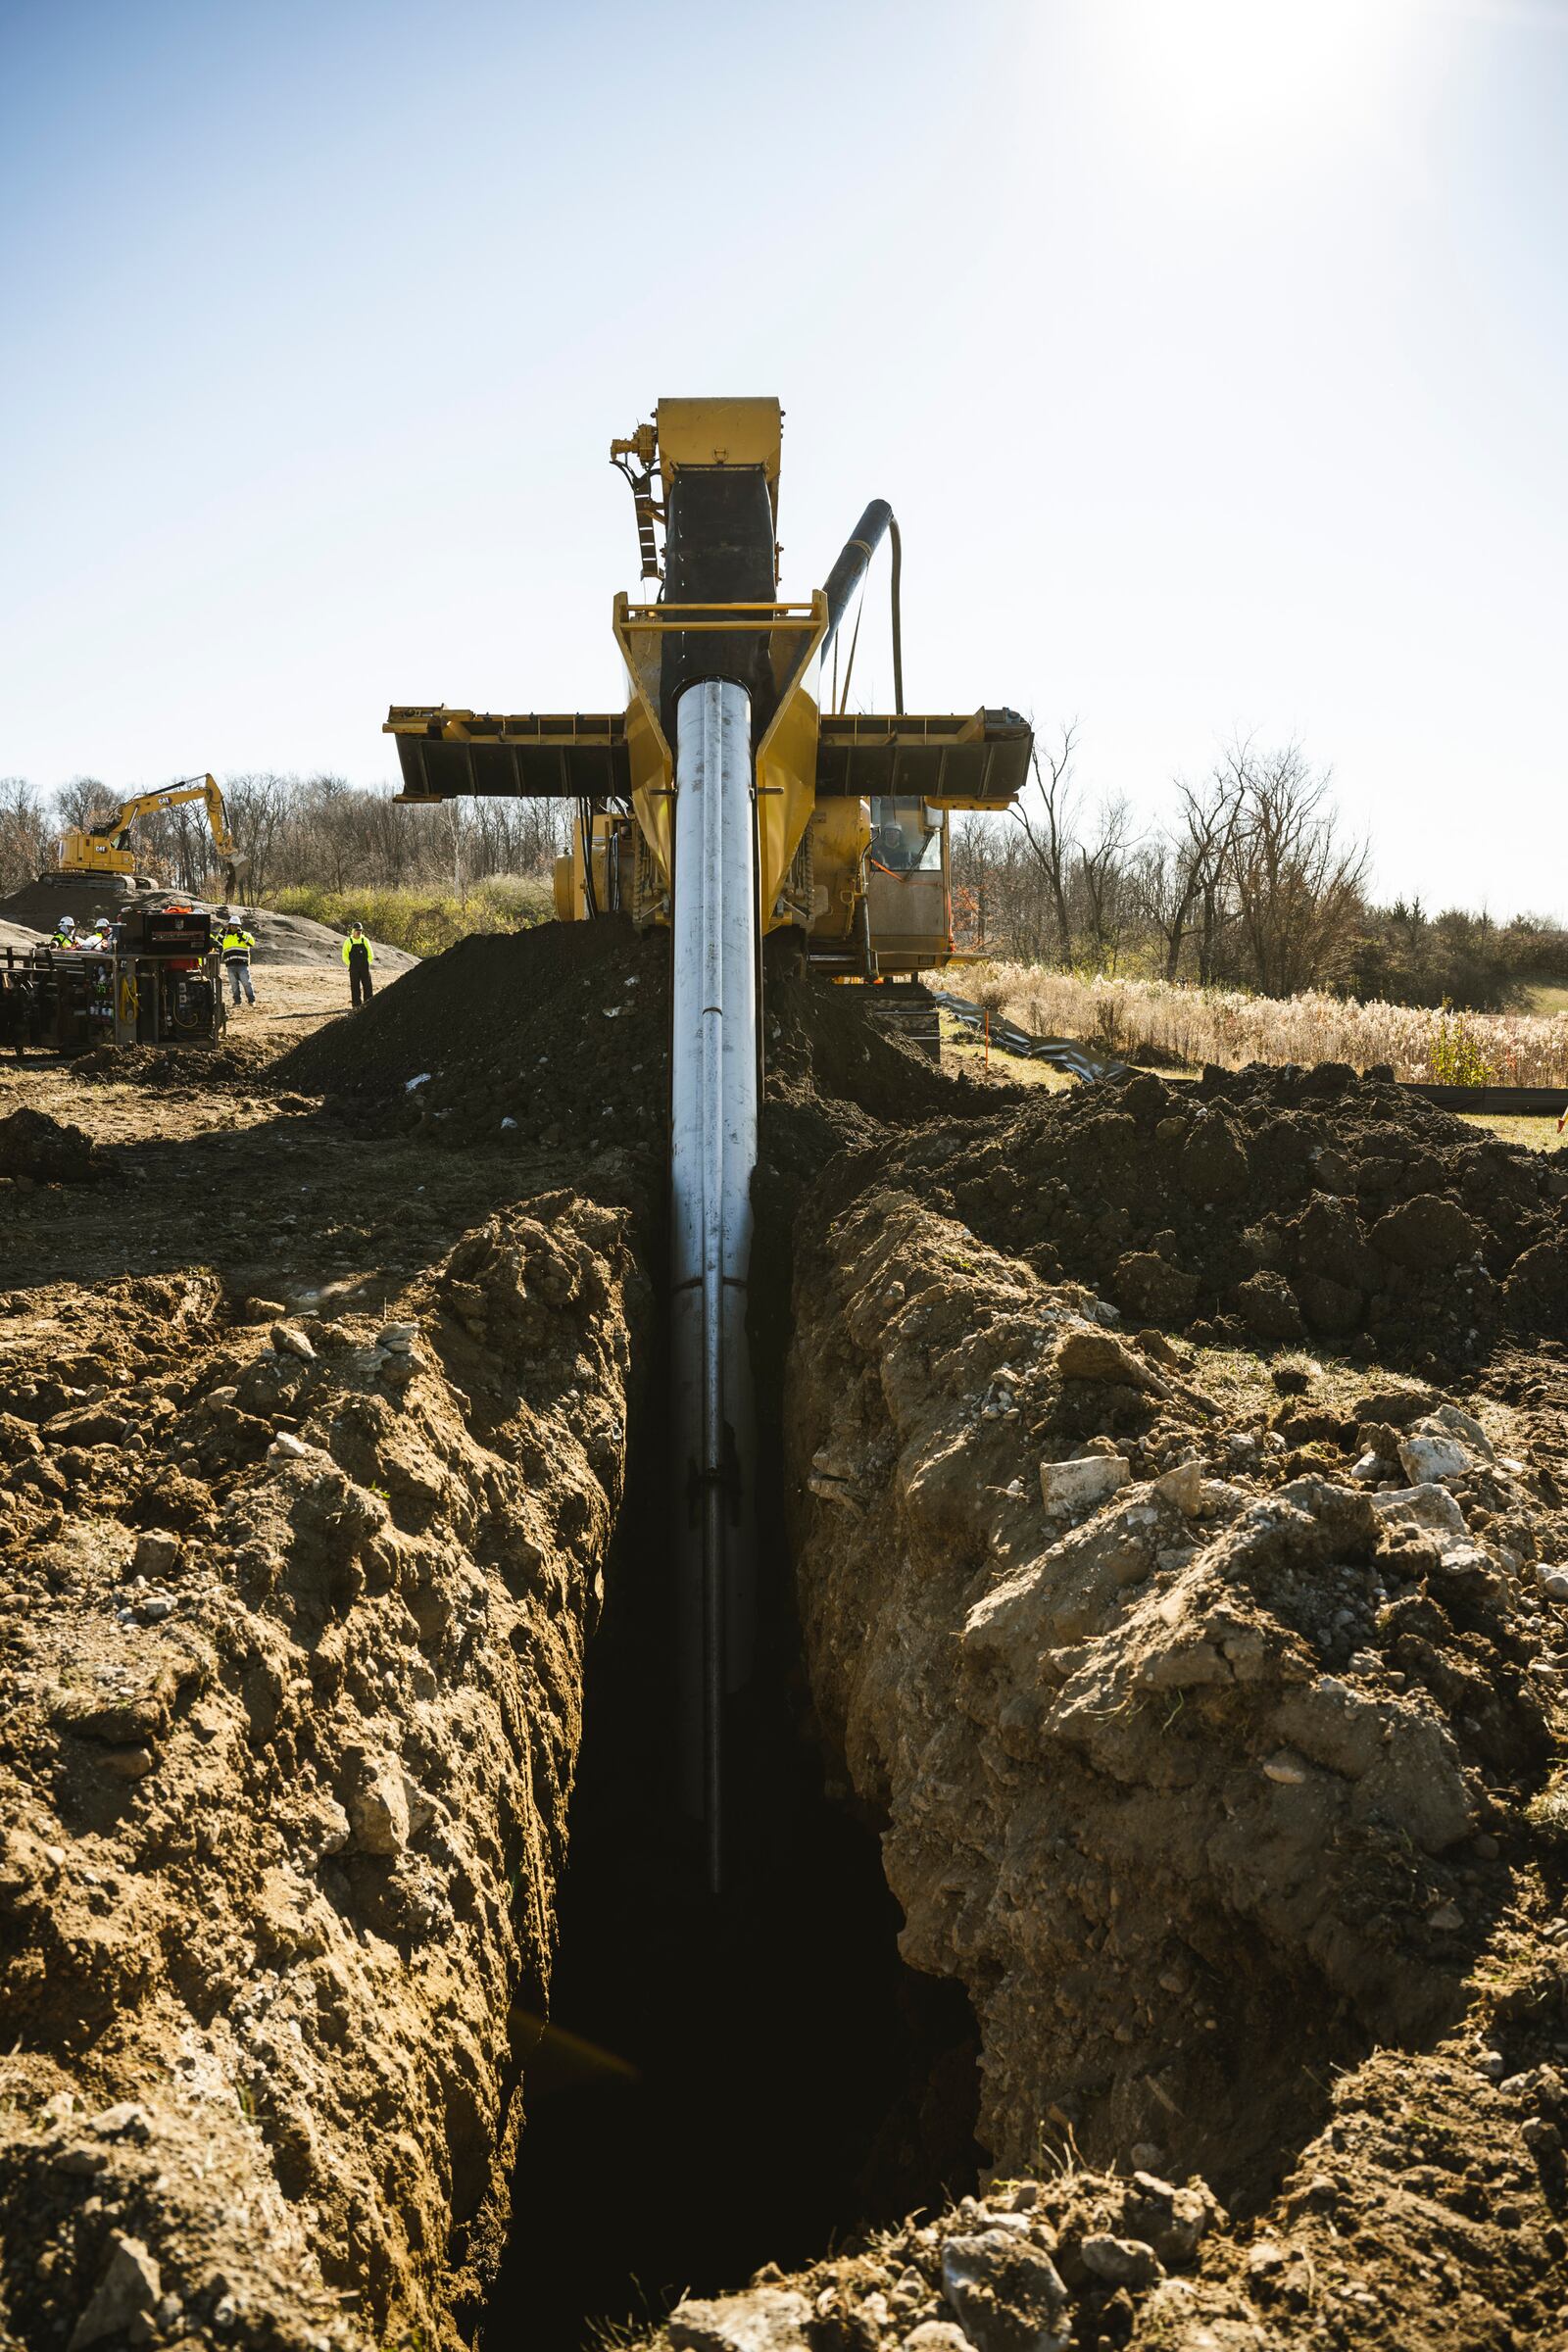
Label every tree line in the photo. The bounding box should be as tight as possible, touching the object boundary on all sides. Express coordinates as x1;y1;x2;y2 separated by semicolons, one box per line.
0;772;567;907
952;733;1565;1012
3;745;1560;1009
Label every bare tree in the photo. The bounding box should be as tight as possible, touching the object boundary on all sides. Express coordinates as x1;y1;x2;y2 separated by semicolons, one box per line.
1139;767;1250;984
1014;721;1080;962
1221;742;1367;994
0;779;52;892
1073;793;1138;971
53;776;119;832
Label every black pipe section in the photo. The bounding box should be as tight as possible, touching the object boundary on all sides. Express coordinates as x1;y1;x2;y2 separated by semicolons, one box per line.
820;499;904;714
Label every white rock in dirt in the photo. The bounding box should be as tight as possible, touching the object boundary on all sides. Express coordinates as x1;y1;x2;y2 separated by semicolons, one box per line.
1398;1430;1472;1484
132;1530;183;1577
270;1321;317;1361
348;1768;409;1857
67;2232;161;2349
1538;1568;1568;1602
376;1323;418;1352
941;2230;1071;2352
1079;2232;1163;2288
306;1798;352;1859
1371;1483;1468;1542
405;1072;432;1091
667;2286;812;2350
1419;1401;1495;1464
1262;1751;1310;1786
1154;1460;1204;1515
268;1432;310;1462
902;2328;971;2350
1039;1454;1131;1517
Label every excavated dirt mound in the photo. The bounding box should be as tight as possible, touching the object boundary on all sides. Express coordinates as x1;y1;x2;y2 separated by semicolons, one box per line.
210;907;418;972
0;882;414;972
272;917;1002;1163
0;1196;650;2351
858;1059;1568;1378
9;904;1568;2352
273;914;671;1151
70;1038;289;1093
0;1106;115;1184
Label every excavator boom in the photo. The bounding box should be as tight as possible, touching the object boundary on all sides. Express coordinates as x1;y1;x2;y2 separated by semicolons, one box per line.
55;775;244;897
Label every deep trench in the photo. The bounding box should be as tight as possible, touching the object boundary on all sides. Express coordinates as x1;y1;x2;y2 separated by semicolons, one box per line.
485;1223;983;2348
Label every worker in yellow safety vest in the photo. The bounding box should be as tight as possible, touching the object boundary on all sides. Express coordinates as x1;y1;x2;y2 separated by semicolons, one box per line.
342;923;375;1008
220;921;257;1005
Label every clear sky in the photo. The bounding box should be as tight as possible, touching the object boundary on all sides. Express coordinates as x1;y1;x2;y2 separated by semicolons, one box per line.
2;0;1564;913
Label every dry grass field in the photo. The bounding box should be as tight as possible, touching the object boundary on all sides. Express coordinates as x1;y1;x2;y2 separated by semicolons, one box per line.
958;960;1568;1091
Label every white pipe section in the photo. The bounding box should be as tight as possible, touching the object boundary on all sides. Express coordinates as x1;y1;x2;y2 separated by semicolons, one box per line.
669;676;758;1890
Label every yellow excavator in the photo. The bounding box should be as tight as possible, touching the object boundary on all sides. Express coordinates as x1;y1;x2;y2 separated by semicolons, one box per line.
55;774;244;899
384;399;1033;1886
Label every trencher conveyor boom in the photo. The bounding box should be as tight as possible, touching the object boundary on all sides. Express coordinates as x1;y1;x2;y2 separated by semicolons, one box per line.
384;399;1033;1886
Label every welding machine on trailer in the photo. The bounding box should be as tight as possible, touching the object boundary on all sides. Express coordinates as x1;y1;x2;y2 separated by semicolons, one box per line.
0;905;225;1056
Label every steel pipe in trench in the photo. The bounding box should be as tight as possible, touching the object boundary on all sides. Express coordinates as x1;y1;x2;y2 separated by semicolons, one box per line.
669;676;758;1891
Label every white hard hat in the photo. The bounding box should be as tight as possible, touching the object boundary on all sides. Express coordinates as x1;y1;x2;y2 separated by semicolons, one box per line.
59;914;76;930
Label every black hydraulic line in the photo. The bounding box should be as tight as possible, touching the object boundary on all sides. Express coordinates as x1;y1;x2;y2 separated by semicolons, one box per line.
820;500;892;664
889;514;904;715
835;581;866;714
820;499;904;713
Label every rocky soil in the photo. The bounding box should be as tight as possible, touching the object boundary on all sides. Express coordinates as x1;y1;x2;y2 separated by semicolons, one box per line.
6;939;1568;2352
0;955;657;2351
651;1067;1568;2351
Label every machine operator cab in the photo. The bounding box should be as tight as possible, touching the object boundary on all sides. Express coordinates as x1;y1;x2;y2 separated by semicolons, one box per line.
865;794;948;961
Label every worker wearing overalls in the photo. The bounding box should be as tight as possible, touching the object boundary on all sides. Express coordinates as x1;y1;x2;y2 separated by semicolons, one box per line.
342;924;374;1008
220;922;256;1005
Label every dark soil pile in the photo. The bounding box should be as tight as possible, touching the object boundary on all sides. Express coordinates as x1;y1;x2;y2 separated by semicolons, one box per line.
760;949;1016;1188
860;1059;1568;1375
0;1107;115;1185
68;1037;297;1094
273;915;671;1149
272;918;1006;1166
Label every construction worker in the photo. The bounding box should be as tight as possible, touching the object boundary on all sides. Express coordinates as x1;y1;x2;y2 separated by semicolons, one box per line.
220;917;257;1006
49;915;78;950
342;922;375;1008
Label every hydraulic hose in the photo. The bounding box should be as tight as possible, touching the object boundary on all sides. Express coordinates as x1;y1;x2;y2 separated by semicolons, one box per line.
820;500;904;713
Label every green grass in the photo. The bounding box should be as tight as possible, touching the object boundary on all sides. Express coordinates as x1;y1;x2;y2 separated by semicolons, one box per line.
1524;979;1568;1015
272;874;554;957
1456;1112;1565;1152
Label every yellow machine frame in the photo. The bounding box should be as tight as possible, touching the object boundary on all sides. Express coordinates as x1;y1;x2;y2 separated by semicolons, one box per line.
387;398;1031;975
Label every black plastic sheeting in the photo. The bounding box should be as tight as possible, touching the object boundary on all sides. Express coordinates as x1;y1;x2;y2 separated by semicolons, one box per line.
927;988;1128;1084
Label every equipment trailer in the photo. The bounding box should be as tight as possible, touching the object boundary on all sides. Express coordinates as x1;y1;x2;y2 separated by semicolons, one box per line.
0;905;224;1057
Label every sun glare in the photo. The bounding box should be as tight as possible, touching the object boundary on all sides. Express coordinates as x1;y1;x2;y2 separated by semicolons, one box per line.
1108;0;1409;160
